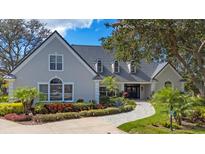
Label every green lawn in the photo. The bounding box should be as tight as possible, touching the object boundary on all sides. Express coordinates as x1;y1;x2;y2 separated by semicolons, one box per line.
118;102;205;134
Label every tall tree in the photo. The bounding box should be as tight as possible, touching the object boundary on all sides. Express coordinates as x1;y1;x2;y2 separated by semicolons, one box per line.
0;19;51;74
101;20;205;95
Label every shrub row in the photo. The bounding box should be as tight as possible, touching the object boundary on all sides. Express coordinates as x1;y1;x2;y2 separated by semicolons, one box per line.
0;103;24;116
33;105;136;123
33;112;80;123
34;102;105;114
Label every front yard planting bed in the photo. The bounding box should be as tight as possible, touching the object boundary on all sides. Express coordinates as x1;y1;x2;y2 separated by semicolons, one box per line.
0;97;136;124
32;105;135;123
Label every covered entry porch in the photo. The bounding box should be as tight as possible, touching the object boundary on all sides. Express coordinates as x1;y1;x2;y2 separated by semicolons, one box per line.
120;82;151;100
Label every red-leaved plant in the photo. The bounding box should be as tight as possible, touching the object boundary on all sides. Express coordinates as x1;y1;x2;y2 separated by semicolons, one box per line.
4;113;32;121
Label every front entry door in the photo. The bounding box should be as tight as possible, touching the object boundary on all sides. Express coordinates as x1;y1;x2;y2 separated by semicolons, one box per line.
124;84;140;99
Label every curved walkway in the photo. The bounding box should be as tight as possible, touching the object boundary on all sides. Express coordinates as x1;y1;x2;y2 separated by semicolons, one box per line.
0;101;155;134
97;101;155;127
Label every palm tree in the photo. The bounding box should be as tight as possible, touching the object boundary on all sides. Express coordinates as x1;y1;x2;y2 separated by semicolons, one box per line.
152;87;192;129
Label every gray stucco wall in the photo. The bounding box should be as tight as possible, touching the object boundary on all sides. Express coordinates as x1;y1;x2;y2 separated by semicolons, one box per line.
12;36;96;102
154;64;182;92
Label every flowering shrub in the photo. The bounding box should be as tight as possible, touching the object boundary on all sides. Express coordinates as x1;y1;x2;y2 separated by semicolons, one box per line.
4;113;32;121
44;103;73;113
123;92;129;98
40;102;104;113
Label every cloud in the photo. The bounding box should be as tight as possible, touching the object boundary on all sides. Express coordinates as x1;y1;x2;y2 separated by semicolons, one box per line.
39;19;93;36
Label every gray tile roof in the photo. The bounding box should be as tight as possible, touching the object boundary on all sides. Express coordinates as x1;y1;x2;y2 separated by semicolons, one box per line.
72;45;165;82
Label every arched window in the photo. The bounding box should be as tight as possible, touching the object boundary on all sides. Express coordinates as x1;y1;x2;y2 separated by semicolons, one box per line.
50;78;63;101
165;81;172;88
97;60;103;73
114;61;119;73
39;78;74;102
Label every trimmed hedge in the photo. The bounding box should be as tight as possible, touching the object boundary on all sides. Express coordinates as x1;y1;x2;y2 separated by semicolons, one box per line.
33;105;136;123
0;103;24;116
33;112;80;123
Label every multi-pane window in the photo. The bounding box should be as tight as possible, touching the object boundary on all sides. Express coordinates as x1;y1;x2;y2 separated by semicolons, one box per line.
99;87;107;96
50;78;62;101
39;78;73;102
39;84;48;101
49;54;63;71
114;61;120;73
64;84;73;101
97;60;103;73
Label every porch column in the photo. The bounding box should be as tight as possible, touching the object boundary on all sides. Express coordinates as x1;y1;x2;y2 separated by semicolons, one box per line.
8;81;14;102
151;79;157;95
95;80;100;104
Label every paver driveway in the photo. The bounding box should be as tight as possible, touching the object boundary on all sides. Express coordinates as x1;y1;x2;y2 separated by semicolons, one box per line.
0;101;155;134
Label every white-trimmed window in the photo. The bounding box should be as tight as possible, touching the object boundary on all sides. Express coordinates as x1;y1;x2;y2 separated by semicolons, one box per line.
39;84;48;101
64;84;73;101
130;61;136;73
114;61;120;73
50;78;63;101
38;78;73;102
96;60;103;73
49;54;63;71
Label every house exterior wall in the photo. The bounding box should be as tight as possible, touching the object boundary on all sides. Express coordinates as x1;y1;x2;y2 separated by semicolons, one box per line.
144;84;151;99
153;65;183;92
12;37;96;102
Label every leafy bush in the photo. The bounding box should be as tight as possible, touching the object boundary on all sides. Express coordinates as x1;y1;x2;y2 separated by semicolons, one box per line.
0;103;24;116
4;113;32;121
72;102;96;111
183;106;205;123
44;103;73;113
160;122;182;129
34;102;48;114
100;96;129;107
0;95;8;103
33;112;80;123
76;99;84;102
100;96;110;104
124;99;136;106
120;105;135;112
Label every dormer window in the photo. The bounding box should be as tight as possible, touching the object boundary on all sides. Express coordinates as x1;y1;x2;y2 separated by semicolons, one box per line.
129;61;136;73
96;60;103;73
113;61;120;73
